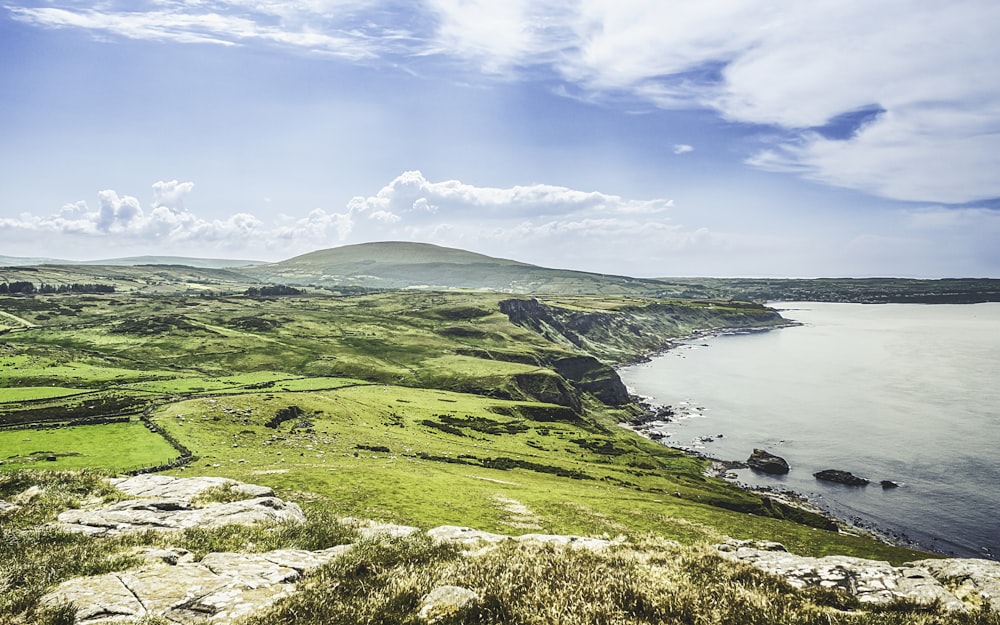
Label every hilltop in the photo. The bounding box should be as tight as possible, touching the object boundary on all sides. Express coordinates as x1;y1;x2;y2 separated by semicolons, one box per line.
242;241;685;295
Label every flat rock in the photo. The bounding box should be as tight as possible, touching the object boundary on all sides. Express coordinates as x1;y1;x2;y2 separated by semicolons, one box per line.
56;496;306;537
717;541;967;611
427;525;510;545
746;449;790;475
40;547;349;625
52;475;303;536
908;558;1000;607
343;518;422;539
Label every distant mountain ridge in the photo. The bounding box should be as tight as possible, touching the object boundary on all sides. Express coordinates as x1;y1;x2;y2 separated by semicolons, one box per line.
0;255;265;269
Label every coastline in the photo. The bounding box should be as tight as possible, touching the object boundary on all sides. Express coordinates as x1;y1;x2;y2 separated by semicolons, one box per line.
621;398;935;554
616;321;947;558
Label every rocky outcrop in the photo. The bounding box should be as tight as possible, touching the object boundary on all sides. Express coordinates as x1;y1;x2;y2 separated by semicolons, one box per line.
746;449;790;475
716;540;996;612
38;477;624;624
552;356;630;405
55;475;304;537
41;546;350;624
909;557;1000;607
499;297;788;365
814;469;869;486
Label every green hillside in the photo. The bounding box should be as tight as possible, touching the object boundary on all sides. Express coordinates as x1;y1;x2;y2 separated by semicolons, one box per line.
244;241;686;295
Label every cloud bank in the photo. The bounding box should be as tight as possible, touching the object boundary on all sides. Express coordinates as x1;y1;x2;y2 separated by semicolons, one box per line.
3;173;997;276
0;174;730;273
9;1;1000;204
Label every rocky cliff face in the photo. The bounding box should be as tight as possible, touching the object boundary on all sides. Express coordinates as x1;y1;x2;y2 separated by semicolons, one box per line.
498;297;786;408
551;356;629;406
499;297;788;365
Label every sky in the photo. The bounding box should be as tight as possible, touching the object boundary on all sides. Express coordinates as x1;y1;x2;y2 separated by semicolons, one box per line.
2;1;999;278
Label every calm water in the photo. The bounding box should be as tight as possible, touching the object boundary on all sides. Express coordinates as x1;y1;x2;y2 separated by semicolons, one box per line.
618;302;1000;559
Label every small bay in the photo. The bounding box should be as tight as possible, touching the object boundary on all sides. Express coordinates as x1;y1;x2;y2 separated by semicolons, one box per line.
618;302;1000;559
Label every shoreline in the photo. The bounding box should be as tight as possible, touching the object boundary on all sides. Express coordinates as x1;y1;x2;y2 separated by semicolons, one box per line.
616;320;954;559
621;403;936;555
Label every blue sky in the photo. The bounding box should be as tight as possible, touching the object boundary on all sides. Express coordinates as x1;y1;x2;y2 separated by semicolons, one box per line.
2;1;999;277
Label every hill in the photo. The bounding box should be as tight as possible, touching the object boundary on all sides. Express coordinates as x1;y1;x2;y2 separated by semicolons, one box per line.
1;254;263;269
0;263;261;295
243;241;686;295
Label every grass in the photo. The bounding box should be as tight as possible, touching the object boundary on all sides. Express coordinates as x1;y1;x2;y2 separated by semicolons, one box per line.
0;471;357;623
0;422;178;472
4;471;988;625
241;532;998;625
0;387;88;403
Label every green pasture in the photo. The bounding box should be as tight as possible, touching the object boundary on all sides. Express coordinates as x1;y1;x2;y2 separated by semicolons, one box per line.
153;385;923;562
0;421;178;472
0;387;88;403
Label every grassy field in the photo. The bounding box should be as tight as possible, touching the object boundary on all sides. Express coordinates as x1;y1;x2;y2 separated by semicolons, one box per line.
0;421;178;471
0;290;926;565
0;387;88;402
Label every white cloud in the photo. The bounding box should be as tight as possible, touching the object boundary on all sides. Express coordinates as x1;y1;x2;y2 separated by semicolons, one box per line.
7;2;390;59
0;182;267;245
346;170;673;225
0;173;731;274
673;144;694;155
11;1;998;203
152;180;195;210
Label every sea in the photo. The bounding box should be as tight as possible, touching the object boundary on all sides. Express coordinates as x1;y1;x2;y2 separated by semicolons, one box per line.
618;302;1000;560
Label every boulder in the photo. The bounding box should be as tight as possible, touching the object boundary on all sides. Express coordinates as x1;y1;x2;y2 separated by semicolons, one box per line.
417;585;481;623
746;449;790;475
814;469;869;486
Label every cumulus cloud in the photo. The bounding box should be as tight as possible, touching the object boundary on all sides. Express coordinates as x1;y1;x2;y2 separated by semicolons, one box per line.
0;173;735;274
673;144;694;155
0;182;266;245
346;170;673;224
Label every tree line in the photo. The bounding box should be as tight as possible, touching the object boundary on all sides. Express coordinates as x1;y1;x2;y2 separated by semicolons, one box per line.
0;282;116;294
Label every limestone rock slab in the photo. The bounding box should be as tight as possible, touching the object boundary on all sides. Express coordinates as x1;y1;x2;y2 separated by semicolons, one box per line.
717;542;966;611
909;558;1000;608
39;546;351;625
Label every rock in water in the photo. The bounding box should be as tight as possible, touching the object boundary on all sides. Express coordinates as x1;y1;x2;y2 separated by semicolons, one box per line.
814;469;869;486
746;449;790;475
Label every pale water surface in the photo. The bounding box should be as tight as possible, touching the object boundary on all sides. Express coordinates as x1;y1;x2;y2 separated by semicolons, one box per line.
618;302;1000;559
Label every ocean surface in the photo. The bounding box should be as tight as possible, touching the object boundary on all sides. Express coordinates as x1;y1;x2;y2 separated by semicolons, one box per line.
618;302;1000;559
